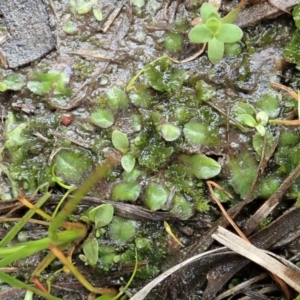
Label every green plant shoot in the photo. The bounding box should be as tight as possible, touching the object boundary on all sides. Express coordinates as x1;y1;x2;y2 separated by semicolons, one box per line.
188;3;243;64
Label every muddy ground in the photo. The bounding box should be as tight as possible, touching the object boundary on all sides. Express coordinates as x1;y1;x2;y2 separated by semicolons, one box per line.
1;1;300;300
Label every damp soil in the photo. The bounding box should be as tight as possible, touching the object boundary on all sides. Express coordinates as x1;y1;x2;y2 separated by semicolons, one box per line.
1;1;300;300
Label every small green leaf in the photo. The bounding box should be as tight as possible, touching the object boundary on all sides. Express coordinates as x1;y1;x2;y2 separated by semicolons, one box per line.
188;24;214;43
228;151;258;198
216;24;243;43
256;111;269;126
88;204;114;228
206;17;221;35
252;132;275;157
112;181;141;201
183;121;219;146
107;86;129;110
90;108;114;128
170;194;194;220
129;85;153;108
54;149;93;185
62;20;78;34
144;183;168;211
179;154;221;179
77;1;92;14
256;94;280;119
1;74;25;91
83;238;98;266
0;82;8;92
112;130;129;154
159;123;181;141
208;38;224;64
121;154;136;173
231;102;256;117
239;114;257;128
109;217;136;243
255;124;266;136
200;3;218;23
93;8;103;21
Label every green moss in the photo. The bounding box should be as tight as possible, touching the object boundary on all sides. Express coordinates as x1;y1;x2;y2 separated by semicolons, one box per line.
165;164;206;208
164;32;183;52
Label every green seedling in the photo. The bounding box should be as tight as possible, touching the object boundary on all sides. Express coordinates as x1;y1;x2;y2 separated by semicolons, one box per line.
69;0;102;20
232;102;269;136
238;111;269;136
188;3;243;64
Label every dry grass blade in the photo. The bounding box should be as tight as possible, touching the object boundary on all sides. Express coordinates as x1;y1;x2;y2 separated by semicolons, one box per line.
212;226;300;293
270;81;298;100
207;181;248;241
66;50;113;62
215;273;268;300
130;248;227;300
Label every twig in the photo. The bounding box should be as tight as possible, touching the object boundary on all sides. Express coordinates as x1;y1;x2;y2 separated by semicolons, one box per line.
100;1;125;33
170;43;207;64
49;130;92;149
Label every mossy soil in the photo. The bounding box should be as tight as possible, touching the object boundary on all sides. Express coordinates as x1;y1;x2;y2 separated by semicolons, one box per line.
1;1;300;299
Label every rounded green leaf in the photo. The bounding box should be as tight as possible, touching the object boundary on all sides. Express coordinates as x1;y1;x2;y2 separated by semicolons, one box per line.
208;38;224;64
231;102;256;117
256;94;280;118
183;121;219;146
216;24;243;43
2;74;25;91
239;114;257;128
93;9;103;21
200;3;218;23
144;183;168;211
107;86;129;110
54;149;93;185
188;24;214;43
90;108;114;128
83;238;98;266
206;17;221;35
62;20;78;34
228;151;258;198
170;194;194;220
179;154;221;179
88;204;114;228
109;217;136;243
112;130;129;154
159;123;181;141
129;86;153;108
256;111;269;126
112;181;141;201
121;154;136;173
